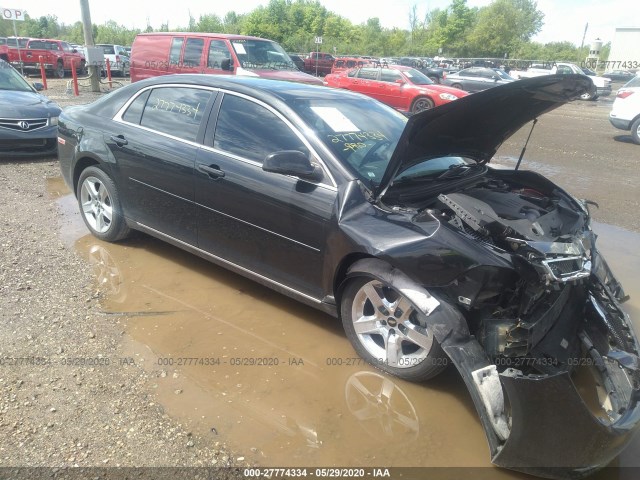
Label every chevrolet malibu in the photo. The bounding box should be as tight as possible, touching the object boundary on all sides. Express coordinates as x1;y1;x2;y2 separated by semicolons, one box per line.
58;74;639;478
323;65;467;114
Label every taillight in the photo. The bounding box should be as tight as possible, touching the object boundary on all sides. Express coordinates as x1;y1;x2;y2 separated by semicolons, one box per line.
115;55;120;63
617;90;634;99
443;71;446;80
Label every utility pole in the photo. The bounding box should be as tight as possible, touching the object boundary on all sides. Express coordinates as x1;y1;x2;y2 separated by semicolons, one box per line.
580;23;589;49
80;0;100;92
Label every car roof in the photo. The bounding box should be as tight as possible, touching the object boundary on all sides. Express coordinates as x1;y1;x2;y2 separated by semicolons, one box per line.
96;74;371;114
135;32;272;42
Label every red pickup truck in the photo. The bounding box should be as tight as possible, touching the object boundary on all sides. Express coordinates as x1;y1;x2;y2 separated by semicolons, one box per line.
17;39;86;78
0;37;30;65
303;52;334;76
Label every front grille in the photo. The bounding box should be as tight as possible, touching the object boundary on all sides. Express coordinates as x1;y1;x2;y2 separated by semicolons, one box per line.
0;118;49;132
542;256;590;282
0;138;56;154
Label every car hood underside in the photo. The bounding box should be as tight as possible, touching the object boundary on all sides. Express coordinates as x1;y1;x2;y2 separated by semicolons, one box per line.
374;74;595;200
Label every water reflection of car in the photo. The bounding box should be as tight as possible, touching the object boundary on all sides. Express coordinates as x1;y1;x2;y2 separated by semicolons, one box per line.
0;59;61;157
609;75;640;144
324;65;467;114
443;67;515;93
58;73;639;478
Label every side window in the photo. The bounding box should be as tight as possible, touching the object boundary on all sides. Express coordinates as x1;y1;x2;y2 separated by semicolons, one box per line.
207;40;231;69
122;90;151;124
379;69;402;83
556;65;572;75
169;37;184;65
183;38;204;68
214;94;308;163
140;87;213;142
356;68;379;80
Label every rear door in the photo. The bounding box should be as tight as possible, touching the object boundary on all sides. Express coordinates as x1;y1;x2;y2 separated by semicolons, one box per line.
194;92;336;299
175;36;205;74
107;85;217;244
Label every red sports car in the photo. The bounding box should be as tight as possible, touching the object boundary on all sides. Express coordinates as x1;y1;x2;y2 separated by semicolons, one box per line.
324;65;468;114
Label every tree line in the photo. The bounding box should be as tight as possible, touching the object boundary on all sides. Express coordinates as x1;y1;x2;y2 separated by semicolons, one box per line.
0;0;608;62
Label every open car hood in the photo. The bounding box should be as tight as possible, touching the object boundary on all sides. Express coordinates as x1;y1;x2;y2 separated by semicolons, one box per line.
374;74;594;200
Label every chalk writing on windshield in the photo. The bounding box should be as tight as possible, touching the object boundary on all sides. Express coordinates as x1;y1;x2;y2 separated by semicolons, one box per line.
328;131;388;144
151;97;201;120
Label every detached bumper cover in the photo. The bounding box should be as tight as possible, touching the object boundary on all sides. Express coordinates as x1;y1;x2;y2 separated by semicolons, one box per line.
494;368;640;478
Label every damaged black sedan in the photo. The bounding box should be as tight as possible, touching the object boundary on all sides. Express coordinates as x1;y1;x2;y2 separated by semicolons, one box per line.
58;74;639;478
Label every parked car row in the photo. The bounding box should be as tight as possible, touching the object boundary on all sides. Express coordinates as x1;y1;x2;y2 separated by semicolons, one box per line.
0;36;132;79
323;65;467;114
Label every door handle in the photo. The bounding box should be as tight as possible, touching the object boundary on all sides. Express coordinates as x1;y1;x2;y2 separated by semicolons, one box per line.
110;135;128;147
198;164;225;179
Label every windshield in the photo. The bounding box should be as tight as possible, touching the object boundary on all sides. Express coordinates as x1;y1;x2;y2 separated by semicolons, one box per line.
0;62;35;92
290;95;407;185
403;68;434;85
493;69;514;80
230;39;297;71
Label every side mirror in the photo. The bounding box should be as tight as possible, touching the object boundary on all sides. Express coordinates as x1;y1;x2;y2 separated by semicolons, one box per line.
263;151;323;181
221;58;234;71
395;78;405;85
33;82;44;91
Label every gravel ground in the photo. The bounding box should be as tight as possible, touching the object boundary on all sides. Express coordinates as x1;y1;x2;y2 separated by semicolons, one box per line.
0;77;244;478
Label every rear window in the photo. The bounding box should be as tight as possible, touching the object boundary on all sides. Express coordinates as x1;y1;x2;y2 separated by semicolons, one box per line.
139;87;213;142
98;45;116;55
28;40;61;50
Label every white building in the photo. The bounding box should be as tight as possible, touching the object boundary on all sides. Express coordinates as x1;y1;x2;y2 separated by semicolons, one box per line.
607;27;640;72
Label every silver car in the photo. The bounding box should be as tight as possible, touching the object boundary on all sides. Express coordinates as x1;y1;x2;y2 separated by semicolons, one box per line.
444;67;515;93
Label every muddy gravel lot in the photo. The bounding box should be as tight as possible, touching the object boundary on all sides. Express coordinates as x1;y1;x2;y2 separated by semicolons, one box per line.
1;78;639;479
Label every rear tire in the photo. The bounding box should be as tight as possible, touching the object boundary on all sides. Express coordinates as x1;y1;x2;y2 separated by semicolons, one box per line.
451;83;463;90
77;166;131;242
632;118;640;145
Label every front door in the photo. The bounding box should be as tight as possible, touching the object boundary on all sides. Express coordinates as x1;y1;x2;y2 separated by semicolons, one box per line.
195;93;336;299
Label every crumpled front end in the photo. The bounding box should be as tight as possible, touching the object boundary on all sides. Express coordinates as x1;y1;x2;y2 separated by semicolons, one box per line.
438;243;640;479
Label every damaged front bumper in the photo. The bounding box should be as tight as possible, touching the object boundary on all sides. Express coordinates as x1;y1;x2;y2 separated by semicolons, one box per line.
434;250;640;478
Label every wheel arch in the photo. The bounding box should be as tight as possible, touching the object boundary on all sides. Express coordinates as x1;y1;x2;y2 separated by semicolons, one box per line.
73;156;101;196
336;257;470;343
333;253;378;314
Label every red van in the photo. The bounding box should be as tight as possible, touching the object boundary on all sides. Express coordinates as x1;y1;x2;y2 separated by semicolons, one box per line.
130;32;323;85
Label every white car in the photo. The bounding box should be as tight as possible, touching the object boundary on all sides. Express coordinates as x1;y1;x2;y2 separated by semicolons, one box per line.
609;75;640;144
95;44;130;76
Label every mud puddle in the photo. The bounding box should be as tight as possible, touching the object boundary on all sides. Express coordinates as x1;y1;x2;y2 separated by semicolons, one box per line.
52;181;640;473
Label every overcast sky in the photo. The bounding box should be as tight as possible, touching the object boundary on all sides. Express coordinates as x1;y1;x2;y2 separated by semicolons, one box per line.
4;0;637;46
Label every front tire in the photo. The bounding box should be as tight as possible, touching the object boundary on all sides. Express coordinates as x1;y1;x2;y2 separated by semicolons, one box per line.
410;96;435;114
341;276;447;382
77;166;130;242
55;61;65;79
631;117;640;145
